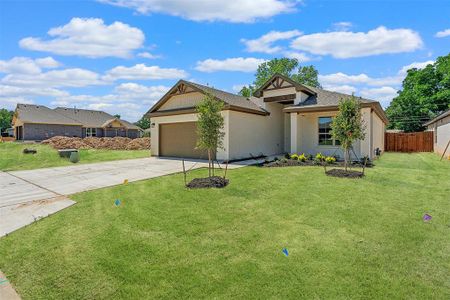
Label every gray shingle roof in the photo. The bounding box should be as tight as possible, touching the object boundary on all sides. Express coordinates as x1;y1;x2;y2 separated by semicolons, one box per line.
423;109;450;126
54;107;139;129
15;104;139;129
15;104;82;125
295;86;377;108
188;81;267;113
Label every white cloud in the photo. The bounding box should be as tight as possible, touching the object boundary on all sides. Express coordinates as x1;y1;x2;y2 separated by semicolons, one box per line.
360;86;398;107
435;29;450;38
195;57;267;73
19;18;145;58
319;72;402;87
104;64;187;81
331;22;352;31
35;57;60;68
283;51;314;62
0;97;34;110
114;82;169;103
291;26;423;58
0;84;69;97
2;68;104;88
241;30;302;54
51;82;169;121
98;0;298;23
398;60;434;75
232;84;246;93
137;52;160;59
323;85;357;95
0;56;60;74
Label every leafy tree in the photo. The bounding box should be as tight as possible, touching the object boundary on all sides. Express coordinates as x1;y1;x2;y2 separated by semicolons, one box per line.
0;109;13;134
386;53;450;132
331;96;366;171
135;116;151;130
238;85;255;97
246;58;322;91
113;114;121;119
292;65;322;88
196;93;225;177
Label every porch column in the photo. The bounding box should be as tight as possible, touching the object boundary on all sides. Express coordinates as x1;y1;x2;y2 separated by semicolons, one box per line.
290;112;298;153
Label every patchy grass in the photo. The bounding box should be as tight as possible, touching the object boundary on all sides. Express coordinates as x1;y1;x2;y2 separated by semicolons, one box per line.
0;153;449;299
0;142;150;171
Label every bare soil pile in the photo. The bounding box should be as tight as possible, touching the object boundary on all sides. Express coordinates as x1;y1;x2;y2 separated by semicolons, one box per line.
42;136;151;150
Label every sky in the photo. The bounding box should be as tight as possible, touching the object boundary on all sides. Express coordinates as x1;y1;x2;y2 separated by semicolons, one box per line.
0;0;449;122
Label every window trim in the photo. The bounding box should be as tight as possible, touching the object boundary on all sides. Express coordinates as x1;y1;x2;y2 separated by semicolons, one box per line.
318;116;340;146
86;127;97;137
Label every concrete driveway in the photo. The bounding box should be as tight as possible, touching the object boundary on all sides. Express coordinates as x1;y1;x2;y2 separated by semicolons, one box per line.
8;157;211;195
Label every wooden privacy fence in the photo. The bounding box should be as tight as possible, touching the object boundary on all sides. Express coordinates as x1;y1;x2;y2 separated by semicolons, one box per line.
385;131;434;152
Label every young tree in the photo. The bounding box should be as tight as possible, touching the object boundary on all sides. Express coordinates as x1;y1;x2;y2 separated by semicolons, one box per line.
331;96;366;171
196;93;225;177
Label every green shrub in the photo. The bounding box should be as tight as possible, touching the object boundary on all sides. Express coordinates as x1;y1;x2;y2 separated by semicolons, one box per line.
314;153;325;164
306;154;313;161
284;153;291;159
325;156;336;164
290;154;299;160
298;153;307;162
69;152;80;163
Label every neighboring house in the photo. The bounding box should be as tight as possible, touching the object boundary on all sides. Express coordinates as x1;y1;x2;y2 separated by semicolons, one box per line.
424;109;450;157
146;74;388;161
13;104;140;141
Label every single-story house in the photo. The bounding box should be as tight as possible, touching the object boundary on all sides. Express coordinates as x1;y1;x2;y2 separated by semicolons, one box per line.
145;74;388;161
424;109;450;157
13;104;140;141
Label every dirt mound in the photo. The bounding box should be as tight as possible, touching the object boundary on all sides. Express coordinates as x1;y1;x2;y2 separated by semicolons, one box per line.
186;176;229;189
325;169;364;178
42;136;91;149
42;136;151;150
126;138;150;150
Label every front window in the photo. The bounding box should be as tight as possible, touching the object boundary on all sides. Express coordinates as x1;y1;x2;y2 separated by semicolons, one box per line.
86;128;97;137
318;117;340;146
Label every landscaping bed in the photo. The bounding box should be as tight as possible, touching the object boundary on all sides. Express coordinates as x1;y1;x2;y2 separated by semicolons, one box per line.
186;176;229;188
261;157;373;168
325;168;364;178
42;136;150;150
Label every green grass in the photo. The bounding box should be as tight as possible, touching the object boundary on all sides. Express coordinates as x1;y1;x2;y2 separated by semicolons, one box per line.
0;153;449;299
0;142;150;171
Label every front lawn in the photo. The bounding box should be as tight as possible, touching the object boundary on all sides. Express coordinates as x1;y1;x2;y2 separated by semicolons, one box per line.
0;142;150;171
0;153;449;299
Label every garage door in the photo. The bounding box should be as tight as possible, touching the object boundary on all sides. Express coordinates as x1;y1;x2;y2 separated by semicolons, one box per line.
159;122;214;159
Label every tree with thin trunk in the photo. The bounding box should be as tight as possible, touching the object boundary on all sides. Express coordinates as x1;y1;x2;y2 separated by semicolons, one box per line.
196;93;225;177
331;96;366;171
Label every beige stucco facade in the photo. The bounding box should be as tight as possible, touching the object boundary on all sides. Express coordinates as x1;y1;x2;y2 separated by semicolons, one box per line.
427;114;450;157
148;78;387;161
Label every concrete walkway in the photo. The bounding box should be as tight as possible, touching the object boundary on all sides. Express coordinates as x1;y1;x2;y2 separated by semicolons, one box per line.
0;271;20;300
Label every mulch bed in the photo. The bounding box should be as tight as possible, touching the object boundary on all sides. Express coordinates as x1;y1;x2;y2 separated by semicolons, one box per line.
325;169;364;178
186;176;229;189
261;159;373;168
